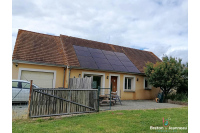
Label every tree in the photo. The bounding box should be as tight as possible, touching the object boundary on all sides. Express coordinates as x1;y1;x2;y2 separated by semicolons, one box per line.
177;62;188;94
144;56;188;102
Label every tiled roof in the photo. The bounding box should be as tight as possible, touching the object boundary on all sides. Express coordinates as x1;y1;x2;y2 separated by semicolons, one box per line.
60;35;161;73
13;29;161;73
12;30;67;65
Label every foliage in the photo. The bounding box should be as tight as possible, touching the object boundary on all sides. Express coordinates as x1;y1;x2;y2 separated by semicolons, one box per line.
144;56;188;102
167;93;188;102
177;63;188;94
177;84;188;94
12;107;188;133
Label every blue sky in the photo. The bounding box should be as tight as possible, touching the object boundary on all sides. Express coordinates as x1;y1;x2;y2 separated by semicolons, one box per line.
12;0;188;63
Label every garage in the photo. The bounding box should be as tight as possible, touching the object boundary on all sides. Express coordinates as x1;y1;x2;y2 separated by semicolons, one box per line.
20;70;55;88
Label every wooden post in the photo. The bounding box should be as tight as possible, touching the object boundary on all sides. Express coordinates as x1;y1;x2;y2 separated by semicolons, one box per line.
27;80;33;118
109;87;111;109
97;86;100;112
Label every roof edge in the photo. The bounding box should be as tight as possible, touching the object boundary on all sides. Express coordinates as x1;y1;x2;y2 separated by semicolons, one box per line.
60;34;152;53
148;52;162;62
18;29;59;37
12;60;67;67
69;66;145;76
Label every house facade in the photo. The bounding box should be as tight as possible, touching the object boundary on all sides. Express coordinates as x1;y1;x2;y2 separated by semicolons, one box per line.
12;29;161;100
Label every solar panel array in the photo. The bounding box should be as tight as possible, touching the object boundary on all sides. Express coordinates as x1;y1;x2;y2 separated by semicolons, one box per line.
73;45;140;73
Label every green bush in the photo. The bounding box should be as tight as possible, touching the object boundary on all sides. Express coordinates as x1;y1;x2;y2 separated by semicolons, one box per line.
167;93;188;102
177;84;188;94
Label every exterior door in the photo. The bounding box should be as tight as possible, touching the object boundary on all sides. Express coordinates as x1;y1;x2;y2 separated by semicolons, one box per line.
92;76;101;89
111;76;117;92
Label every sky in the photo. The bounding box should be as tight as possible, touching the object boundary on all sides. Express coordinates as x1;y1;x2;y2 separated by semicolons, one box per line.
12;0;188;63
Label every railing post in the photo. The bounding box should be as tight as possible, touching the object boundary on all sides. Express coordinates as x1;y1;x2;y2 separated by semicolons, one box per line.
27;80;33;118
109;87;111;110
97;86;100;112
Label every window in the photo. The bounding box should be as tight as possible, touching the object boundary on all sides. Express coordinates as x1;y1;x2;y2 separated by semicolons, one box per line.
144;77;152;90
32;85;37;88
84;74;101;89
124;75;135;91
125;78;132;89
12;81;18;88
145;79;148;88
22;82;30;89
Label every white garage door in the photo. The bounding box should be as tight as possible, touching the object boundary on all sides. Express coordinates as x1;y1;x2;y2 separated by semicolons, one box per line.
20;70;54;88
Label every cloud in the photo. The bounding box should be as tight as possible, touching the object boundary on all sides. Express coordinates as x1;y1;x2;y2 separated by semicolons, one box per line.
12;1;45;18
168;49;188;64
12;0;188;63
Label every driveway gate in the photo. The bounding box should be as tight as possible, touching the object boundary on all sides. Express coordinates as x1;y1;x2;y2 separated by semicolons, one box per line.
29;88;98;118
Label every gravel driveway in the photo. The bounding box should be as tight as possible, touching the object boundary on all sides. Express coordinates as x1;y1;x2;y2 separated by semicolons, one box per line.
100;100;184;111
12;100;184;119
12;104;28;119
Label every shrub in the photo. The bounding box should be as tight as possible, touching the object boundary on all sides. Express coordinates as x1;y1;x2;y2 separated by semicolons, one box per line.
167;93;188;102
177;84;188;94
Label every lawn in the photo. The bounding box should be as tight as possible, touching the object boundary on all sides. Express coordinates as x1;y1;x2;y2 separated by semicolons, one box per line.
12;107;188;133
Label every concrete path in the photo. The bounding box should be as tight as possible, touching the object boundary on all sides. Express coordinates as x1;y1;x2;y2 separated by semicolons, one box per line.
100;100;184;111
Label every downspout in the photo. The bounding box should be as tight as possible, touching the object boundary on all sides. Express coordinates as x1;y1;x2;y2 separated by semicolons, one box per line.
63;66;67;88
68;66;71;88
68;66;72;114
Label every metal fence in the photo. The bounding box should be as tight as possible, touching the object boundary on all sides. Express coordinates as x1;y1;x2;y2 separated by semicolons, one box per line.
98;87;112;111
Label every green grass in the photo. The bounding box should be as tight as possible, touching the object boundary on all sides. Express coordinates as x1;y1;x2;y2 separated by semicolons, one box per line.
12;107;188;133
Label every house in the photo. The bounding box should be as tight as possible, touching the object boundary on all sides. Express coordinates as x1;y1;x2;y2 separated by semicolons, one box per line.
12;29;161;100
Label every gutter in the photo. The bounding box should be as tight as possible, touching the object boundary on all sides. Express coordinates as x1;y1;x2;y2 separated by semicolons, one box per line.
68;66;72;88
12;60;66;67
69;66;146;76
63;66;67;87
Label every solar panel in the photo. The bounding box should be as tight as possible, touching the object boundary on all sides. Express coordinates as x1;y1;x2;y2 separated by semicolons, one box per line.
114;52;126;57
73;45;88;51
102;50;115;55
121;61;135;67
108;60;123;66
79;61;98;69
125;66;140;73
117;56;131;62
96;63;113;71
111;65;128;72
93;58;110;64
88;48;103;54
75;50;92;57
105;54;119;61
73;45;140;73
90;52;106;59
